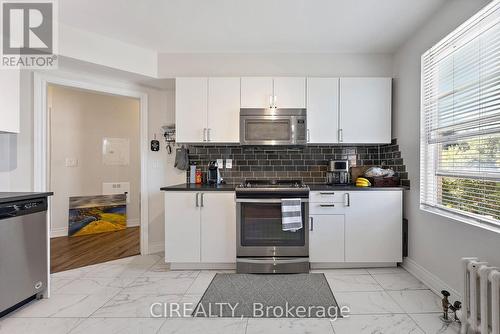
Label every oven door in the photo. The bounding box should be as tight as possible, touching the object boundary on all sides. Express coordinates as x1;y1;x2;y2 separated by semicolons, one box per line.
236;198;309;257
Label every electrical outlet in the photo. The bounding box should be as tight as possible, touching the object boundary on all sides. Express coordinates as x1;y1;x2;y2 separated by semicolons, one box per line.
65;158;78;167
225;159;232;169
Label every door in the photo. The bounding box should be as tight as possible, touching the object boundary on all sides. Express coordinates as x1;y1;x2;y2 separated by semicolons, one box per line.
339;77;392;144
309;214;345;262
240;77;273;108
306;78;339;143
175;77;208;143
207;77;240;143
344;191;402;262
200;192;236;262
273;77;306;108
165;192;201;262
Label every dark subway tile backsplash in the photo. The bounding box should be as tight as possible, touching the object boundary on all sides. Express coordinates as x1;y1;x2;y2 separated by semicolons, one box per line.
186;139;409;186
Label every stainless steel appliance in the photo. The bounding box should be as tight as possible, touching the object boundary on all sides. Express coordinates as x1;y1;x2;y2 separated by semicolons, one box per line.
240;108;307;145
0;197;48;316
236;180;309;273
326;160;350;185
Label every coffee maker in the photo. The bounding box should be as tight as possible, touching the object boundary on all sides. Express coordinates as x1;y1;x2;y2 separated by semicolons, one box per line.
207;161;222;185
326;160;350;185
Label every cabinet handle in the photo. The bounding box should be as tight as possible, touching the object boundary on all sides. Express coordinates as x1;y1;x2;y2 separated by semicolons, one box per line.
203;128;207;142
200;193;205;207
319;192;335;195
273;95;277;108
195;193;199;207
307;129;310;142
309;217;314;231
338;128;343;142
344;193;350;207
320;204;335;207
207;128;211;142
269;95;273;108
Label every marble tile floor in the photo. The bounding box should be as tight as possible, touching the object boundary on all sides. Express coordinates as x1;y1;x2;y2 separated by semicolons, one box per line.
0;254;462;334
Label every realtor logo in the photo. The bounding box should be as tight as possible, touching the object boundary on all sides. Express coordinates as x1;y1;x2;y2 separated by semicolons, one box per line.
1;0;58;68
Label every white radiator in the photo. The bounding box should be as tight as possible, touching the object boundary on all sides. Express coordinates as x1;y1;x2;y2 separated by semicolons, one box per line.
461;258;500;334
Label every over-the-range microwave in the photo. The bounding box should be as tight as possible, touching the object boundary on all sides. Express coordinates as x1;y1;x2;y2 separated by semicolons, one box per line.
240;108;307;145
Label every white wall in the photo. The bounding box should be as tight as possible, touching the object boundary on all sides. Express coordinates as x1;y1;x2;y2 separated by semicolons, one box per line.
48;85;141;235
0;67;185;252
393;0;500;296
158;53;393;77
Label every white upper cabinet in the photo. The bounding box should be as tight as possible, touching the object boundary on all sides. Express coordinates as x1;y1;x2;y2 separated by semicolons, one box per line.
306;78;339;143
0;70;20;133
175;77;208;143
176;77;240;143
241;77;306;109
240;77;274;108
207;77;240;143
339;77;392;144
273;77;306;108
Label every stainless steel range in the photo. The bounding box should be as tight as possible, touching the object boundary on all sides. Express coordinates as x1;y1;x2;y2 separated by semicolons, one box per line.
236;180;309;274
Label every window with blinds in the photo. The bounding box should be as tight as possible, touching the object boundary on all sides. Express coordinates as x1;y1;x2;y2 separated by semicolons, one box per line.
420;0;500;229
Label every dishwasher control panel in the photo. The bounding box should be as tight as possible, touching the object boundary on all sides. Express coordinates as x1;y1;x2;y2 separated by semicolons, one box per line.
0;198;47;219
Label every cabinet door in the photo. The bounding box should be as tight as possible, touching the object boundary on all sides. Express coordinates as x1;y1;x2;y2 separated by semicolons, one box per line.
309;214;345;263
0;70;20;133
175;77;208;143
200;192;236;263
344;191;402;262
240;77;273;108
339;77;391;144
208;77;240;143
306;78;339;143
273;77;306;108
165;192;201;262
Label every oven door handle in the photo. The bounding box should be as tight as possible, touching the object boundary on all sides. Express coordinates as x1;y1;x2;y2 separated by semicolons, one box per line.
235;198;309;203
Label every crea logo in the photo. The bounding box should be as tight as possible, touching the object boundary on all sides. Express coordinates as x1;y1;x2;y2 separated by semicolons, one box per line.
1;0;58;69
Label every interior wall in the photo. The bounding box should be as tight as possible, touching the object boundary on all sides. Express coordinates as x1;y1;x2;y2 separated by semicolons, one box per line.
392;0;499;295
48;85;140;235
158;53;394;77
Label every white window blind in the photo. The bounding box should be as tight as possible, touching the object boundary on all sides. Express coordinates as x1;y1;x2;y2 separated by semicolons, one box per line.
420;0;500;229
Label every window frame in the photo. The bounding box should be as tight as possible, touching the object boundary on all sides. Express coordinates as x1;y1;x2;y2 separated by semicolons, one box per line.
419;1;500;233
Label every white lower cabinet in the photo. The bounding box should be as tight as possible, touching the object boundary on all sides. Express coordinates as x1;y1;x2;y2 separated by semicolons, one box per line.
200;192;236;262
344;191;402;262
309;190;402;264
309;214;345;262
165;191;236;264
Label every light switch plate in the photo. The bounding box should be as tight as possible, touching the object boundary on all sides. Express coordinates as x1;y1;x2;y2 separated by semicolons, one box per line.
225;159;232;169
217;159;224;169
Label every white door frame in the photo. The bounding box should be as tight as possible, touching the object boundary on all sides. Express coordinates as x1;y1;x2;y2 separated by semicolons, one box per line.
33;71;149;255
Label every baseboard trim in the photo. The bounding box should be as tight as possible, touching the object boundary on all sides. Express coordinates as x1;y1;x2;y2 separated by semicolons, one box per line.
148;242;164;255
402;257;461;302
127;218;140;227
169;263;236;270
311;262;397;269
50;227;68;238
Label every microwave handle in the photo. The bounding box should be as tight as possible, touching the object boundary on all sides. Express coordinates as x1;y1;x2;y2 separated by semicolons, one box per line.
307;129;310;143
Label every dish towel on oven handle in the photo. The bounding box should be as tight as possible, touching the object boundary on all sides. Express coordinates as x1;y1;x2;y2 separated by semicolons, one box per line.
281;198;303;232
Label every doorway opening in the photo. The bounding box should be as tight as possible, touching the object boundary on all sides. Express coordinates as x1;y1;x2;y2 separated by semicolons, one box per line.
47;84;141;272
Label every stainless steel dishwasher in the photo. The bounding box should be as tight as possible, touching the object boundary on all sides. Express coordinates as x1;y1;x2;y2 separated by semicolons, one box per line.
0;197;48;316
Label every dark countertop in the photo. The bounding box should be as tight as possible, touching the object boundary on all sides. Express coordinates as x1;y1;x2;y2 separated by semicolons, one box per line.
161;183;407;192
0;192;54;204
160;184;238;191
308;184;407;191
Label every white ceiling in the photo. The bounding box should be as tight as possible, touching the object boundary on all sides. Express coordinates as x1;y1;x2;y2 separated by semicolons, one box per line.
59;0;447;54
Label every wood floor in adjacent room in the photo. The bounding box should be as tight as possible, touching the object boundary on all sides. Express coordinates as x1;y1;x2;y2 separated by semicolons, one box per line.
50;226;140;273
